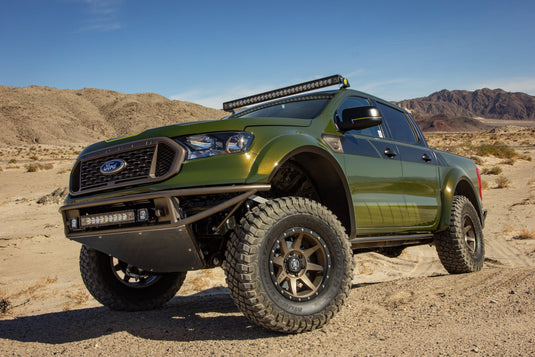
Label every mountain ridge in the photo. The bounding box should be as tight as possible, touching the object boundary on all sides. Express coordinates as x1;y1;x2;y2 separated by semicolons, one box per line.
2;85;534;145
0;85;227;145
395;88;535;120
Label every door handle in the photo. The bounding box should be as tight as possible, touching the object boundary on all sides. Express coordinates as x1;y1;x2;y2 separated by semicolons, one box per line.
422;153;432;162
384;148;397;158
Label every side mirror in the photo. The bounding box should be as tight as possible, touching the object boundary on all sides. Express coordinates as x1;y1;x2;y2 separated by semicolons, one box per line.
338;106;382;132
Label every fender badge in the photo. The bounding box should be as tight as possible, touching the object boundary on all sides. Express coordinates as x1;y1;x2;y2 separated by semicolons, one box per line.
100;159;127;175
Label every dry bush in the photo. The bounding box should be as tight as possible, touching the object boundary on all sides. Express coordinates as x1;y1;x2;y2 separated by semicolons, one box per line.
475;142;517;159
481;180;489;190
482;166;502;175
519;154;532;162
0;297;12;314
514;229;535;240
500;158;516;166
496;176;511;189
528;179;535;186
469;156;484;165
10;276;58;300
26;163;39;172
25;162;54;172
8;158;17;164
62;289;90;311
29;154;39;161
502;224;514;234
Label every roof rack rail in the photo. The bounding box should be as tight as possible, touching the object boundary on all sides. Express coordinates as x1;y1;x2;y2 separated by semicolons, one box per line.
222;74;349;112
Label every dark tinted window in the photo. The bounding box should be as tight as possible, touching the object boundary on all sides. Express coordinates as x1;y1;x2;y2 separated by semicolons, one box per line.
336;96;370;114
337;97;383;138
234;98;330;119
377;103;416;143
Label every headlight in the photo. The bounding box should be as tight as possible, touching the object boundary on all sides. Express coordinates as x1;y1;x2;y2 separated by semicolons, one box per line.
175;132;254;160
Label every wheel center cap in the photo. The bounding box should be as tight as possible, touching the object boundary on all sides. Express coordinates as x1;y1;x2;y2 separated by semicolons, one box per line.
287;256;302;274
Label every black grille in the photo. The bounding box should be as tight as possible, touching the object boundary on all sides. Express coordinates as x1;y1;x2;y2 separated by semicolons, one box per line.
71;138;184;195
80;147;155;190
155;143;176;177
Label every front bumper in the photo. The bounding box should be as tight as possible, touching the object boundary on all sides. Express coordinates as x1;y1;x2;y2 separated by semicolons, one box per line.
60;184;270;272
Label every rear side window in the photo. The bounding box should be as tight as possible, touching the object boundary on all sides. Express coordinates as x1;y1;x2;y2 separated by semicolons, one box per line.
377;103;416;143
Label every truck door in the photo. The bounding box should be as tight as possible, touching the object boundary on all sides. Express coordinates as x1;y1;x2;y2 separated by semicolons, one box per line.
375;102;440;229
336;97;408;235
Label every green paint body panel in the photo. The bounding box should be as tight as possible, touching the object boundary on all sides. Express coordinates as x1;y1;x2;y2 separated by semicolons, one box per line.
64;88;485;243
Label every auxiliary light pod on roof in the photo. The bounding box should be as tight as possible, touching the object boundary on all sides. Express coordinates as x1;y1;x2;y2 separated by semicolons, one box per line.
222;74;350;112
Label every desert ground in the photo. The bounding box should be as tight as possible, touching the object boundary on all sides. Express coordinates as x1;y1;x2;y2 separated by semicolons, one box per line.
1;128;535;356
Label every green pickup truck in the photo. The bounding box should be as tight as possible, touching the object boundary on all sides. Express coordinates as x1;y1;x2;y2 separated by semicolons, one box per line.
61;75;486;333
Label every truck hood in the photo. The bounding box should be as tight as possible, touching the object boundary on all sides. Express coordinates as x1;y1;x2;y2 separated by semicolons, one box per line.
79;116;311;154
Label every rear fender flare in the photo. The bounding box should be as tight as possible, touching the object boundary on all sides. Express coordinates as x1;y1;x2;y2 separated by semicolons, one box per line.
438;168;482;231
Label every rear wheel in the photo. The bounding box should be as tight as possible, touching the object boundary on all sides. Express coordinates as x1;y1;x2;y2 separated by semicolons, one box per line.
224;197;353;333
435;195;485;273
80;245;186;311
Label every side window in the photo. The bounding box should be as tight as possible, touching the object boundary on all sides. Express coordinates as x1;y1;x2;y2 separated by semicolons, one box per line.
377;103;416;143
336;97;384;138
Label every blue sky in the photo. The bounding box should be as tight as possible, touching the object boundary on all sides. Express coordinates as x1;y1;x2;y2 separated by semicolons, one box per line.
1;0;534;109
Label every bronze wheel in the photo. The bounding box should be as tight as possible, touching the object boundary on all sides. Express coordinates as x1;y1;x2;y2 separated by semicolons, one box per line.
269;228;331;302
224;197;353;333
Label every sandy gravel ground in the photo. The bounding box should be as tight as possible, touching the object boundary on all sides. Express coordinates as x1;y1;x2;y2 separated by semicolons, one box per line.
1;133;535;356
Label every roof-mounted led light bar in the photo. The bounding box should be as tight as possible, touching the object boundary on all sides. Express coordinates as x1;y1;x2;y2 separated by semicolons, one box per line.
223;74;350;112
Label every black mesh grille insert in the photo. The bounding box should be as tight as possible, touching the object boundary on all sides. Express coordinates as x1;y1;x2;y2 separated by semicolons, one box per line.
71;138;184;195
80;146;155;190
155;143;176;177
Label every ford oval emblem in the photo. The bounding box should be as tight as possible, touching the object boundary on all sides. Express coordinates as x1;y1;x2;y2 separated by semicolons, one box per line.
100;159;127;175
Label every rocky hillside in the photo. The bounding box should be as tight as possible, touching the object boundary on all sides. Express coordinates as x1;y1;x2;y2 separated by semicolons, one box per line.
396;88;535;120
413;113;492;133
0;85;227;145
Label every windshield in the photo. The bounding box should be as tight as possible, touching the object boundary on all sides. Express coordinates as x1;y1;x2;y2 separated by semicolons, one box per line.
231;95;332;119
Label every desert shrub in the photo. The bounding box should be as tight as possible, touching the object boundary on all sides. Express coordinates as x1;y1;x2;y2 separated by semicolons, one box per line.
519;154;532;161
0;297;11;314
25;162;54;172
482;166;502;175
469;156;484;165
500;158;516;165
475;142;517;159
29;154;39;161
481;180;489;190
26;163;39;172
8;158;17;164
496;176;511;188
502;224;514;234
514;229;535;240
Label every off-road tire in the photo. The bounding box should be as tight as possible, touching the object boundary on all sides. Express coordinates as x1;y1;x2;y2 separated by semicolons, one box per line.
435;195;485;274
80;245;186;311
224;197;353;333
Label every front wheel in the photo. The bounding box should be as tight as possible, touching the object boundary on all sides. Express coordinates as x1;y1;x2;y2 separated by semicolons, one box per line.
224;197;353;333
80;245;186;311
435;195;485;274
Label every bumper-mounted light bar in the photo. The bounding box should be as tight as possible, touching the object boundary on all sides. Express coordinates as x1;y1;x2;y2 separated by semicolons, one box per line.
222;74;350;112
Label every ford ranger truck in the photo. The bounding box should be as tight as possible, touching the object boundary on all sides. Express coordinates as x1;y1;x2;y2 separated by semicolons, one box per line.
61;75;486;333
